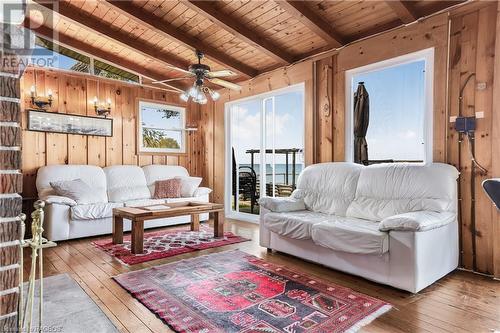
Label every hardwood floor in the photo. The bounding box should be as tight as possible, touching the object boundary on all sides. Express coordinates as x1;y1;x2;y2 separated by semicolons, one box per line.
26;219;500;333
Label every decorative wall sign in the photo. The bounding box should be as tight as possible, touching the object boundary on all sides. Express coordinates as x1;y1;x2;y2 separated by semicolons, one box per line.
27;109;113;137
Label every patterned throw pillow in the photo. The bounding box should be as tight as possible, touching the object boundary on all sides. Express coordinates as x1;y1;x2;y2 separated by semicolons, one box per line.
153;178;182;199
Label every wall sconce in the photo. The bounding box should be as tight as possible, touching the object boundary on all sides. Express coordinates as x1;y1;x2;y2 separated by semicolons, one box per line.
92;96;112;118
30;85;52;109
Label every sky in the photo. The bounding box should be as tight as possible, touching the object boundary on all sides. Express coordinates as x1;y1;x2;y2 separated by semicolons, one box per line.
352;60;426;161
230;90;304;165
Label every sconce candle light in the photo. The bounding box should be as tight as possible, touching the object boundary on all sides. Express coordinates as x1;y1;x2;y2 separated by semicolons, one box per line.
92;96;112;117
30;85;53;109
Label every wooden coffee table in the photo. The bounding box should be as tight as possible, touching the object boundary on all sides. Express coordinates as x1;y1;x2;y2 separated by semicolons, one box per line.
112;201;224;254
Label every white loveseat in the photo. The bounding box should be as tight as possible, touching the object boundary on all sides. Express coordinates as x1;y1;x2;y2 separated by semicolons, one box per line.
259;162;459;293
36;164;211;241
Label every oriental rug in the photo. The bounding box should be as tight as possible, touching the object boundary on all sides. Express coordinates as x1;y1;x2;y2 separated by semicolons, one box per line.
114;250;391;332
93;225;249;265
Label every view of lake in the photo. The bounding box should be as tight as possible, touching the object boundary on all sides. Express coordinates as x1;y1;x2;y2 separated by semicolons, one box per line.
239;163;304;184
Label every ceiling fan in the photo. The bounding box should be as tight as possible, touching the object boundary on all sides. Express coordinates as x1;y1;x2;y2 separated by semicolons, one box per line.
153;50;241;104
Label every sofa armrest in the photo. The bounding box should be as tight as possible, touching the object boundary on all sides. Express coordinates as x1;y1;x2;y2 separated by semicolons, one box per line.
258;197;305;213
42;195;77;207
193;187;212;197
379;211;456;232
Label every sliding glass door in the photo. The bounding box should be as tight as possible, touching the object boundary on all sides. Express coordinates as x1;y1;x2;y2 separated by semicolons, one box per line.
225;84;305;222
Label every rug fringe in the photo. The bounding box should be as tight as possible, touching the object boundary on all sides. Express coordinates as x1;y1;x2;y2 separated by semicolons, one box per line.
345;304;392;333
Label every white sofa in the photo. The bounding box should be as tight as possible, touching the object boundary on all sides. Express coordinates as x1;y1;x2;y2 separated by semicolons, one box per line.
36;164;211;241
259;162;459;293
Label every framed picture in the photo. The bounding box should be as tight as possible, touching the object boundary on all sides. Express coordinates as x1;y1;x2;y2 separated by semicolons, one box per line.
137;99;186;154
27;109;113;137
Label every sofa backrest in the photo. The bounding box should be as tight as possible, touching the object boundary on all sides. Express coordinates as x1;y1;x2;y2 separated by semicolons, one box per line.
295;162;363;216
104;165;151;202
142;165;189;195
346;163;459;221
36;165;108;203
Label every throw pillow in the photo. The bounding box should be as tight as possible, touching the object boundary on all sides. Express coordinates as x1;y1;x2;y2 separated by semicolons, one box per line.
175;176;202;197
50;179;101;205
153;178;182;199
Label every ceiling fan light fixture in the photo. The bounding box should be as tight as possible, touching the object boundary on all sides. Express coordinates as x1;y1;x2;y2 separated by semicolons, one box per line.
209;89;220;101
188;85;198;98
179;92;189;102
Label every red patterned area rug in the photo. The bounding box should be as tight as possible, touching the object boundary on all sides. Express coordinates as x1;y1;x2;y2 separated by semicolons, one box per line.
93;225;249;265
114;250;391;332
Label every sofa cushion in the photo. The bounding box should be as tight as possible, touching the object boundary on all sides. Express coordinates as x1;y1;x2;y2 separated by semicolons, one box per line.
264;211;331;240
346;163;459;221
259;196;306;213
295;163;363;216
71;202;123;220
379;211;456;232
37;165;107;203
124;198;166;207
142;164;189;195
50;179;102;204
175;176;202;197
311;217;389;255
104;165;151;202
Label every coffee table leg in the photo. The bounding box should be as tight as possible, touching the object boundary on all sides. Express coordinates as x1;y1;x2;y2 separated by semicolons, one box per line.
191;214;200;231
214;211;224;238
131;219;144;254
112;215;123;244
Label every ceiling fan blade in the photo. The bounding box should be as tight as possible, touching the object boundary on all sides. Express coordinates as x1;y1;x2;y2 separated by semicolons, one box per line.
209;78;242;91
158;82;184;93
207;70;237;78
165;65;193;75
152;77;193;84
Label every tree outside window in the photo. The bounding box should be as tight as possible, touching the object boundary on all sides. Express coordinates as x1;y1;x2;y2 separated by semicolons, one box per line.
138;100;186;154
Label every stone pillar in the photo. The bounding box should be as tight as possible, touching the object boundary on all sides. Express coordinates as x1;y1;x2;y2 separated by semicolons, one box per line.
0;10;29;330
0;59;22;333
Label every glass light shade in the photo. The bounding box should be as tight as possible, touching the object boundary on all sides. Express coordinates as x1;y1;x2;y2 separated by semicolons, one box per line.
188;86;198;98
179;92;189;102
198;95;208;104
210;90;220;101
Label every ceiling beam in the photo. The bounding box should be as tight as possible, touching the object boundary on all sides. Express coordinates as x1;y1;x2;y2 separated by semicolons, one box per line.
104;0;256;78
24;18;185;92
183;0;294;65
275;1;344;48
385;1;418;24
33;1;192;77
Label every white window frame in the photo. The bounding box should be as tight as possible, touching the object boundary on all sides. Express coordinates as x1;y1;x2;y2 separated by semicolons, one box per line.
224;83;305;223
137;100;186;154
345;47;434;164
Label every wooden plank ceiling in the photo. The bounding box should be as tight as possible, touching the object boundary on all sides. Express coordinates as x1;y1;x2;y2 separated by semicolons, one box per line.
25;0;463;87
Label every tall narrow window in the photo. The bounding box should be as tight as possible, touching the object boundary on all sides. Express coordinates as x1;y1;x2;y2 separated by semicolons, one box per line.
346;48;433;164
226;84;304;221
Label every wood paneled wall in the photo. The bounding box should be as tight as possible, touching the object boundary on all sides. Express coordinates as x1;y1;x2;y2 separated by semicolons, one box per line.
202;3;500;277
447;4;499;275
20;67;204;198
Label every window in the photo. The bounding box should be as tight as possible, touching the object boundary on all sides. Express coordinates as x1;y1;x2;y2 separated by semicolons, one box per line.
35;37;90;73
34;36;141;83
94;59;140;83
345;48;433;164
138;100;186;154
225;84;305;221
